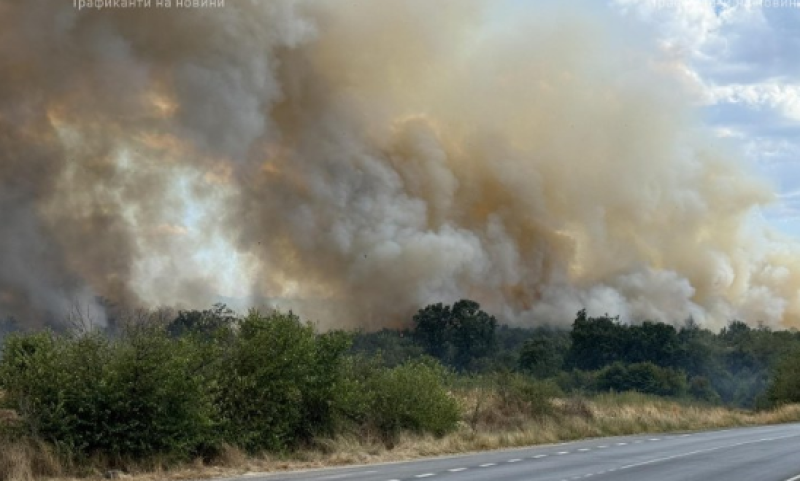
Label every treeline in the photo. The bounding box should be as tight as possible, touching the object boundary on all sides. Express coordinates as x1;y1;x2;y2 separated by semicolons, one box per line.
352;302;800;408
2;300;800;467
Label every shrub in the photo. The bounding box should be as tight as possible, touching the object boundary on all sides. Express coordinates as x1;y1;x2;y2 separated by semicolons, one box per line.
212;310;350;453
494;372;562;419
766;349;800;407
0;326;214;461
596;362;687;397
363;359;460;442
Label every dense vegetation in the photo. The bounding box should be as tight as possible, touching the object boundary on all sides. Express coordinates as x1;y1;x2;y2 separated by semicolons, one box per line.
354;307;800;408
1;300;800;469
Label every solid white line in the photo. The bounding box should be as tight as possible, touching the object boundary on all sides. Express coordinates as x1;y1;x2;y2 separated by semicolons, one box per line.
448;468;466;472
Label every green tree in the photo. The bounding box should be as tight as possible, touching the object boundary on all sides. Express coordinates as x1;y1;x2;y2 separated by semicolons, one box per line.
518;335;565;378
412;300;497;371
766;349;800;406
566;310;625;371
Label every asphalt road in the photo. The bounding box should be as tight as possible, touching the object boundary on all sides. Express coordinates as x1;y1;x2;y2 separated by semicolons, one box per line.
218;423;800;481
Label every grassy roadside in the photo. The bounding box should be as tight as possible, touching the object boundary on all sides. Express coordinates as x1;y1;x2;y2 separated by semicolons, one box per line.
4;392;800;481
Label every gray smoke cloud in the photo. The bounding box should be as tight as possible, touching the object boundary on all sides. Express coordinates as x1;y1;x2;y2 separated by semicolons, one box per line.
1;0;799;331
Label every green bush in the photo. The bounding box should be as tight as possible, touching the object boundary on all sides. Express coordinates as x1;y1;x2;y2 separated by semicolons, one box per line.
0;326;214;460
363;359;460;442
596;362;687;397
688;376;721;404
766;349;800;407
212;310;350;453
494;371;563;418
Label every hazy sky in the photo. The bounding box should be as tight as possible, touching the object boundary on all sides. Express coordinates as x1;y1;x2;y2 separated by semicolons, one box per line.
502;0;800;236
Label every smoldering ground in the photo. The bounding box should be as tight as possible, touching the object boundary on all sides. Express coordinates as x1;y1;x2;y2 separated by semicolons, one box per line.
1;0;798;330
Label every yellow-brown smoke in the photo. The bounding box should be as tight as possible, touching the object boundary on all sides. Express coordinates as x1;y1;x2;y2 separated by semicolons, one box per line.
1;0;799;330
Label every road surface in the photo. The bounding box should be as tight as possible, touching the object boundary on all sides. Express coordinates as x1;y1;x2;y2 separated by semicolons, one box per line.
221;423;800;481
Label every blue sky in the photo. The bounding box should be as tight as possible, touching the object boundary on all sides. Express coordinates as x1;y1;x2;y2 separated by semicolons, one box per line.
613;0;800;237
499;0;800;237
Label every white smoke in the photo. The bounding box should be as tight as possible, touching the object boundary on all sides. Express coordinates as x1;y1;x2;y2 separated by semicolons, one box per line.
1;0;798;331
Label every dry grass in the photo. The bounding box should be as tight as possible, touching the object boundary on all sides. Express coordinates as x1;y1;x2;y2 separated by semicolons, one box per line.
0;438;63;481
4;393;800;481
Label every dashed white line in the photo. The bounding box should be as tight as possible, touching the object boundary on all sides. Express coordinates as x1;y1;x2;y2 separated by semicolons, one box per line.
507;458;522;463
533;454;548;459
557;451;570;455
415;474;435;478
612;433;798;473
633;440;643;444
649;438;661;441
616;442;628;446
479;463;496;467
578;448;591;452
448;467;466;472
597;445;608;449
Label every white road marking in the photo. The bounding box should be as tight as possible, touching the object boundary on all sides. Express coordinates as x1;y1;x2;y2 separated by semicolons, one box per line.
557;451;570;455
448;468;466;472
784;475;800;481
615;442;627;446
507;458;522;463
649;438;661;441
633;440;643;444
415;474;435;478
613;433;798;472
533;454;548;458
479;463;496;467
578;448;591;451
596;445;608;449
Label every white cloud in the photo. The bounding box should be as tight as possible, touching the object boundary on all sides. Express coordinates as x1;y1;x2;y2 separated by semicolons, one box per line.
613;0;800;237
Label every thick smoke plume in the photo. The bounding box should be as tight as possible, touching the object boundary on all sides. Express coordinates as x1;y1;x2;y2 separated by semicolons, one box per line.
1;0;799;330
